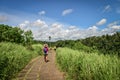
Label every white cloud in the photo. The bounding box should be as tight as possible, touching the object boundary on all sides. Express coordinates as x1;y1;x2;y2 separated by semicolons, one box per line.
88;26;98;31
51;23;63;28
18;20;30;31
96;18;107;26
24;20;30;24
110;25;120;29
68;26;76;29
19;19;48;31
38;11;46;16
107;21;120;30
62;9;73;16
19;23;26;29
107;21;120;27
0;12;35;26
18;19;120;42
103;5;111;13
0;15;8;22
32;19;47;27
1;11;119;42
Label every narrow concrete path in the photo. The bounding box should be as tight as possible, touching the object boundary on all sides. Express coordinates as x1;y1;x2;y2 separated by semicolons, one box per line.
13;50;65;80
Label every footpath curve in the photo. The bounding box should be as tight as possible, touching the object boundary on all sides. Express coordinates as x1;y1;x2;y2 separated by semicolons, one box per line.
13;50;65;80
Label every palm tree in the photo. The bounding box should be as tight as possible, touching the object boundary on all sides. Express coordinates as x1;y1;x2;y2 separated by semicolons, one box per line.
49;36;51;47
49;36;51;41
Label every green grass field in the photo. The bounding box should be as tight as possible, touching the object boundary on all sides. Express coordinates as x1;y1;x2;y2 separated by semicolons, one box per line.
0;42;42;80
56;48;120;80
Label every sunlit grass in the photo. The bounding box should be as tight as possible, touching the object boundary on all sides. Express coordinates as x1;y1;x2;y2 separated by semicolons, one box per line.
32;44;43;55
0;42;39;80
56;48;120;80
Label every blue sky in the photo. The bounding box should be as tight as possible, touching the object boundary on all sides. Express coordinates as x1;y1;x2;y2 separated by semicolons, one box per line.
0;0;120;41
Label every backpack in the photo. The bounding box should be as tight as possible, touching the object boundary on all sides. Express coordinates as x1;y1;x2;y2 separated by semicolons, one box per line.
44;47;47;53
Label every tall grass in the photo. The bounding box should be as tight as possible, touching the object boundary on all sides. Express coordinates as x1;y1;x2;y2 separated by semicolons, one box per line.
56;48;120;80
32;44;43;55
0;42;39;80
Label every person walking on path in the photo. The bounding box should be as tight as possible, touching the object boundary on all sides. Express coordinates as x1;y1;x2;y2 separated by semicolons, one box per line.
43;44;49;62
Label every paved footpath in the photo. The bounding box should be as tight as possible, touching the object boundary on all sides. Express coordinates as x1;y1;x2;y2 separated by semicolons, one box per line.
13;50;65;80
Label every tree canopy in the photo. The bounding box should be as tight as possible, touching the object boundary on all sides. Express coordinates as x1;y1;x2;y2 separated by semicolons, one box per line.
0;24;33;46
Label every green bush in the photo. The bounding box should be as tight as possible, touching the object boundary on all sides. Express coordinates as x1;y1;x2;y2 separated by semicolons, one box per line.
0;42;38;80
56;48;120;80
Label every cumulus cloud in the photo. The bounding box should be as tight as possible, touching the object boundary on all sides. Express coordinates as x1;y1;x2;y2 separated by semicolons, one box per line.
96;18;107;26
38;11;46;16
107;21;120;30
18;19;120;42
107;21;119;27
62;9;73;16
103;5;111;13
51;23;63;28
19;19;48;30
18;20;30;31
32;19;47;27
110;25;120;29
88;26;98;31
68;26;77;29
0;15;8;22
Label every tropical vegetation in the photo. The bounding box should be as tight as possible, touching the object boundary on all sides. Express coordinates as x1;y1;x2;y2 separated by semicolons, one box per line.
0;24;120;80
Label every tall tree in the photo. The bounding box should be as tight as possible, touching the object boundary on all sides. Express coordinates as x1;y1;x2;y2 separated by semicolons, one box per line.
24;30;33;45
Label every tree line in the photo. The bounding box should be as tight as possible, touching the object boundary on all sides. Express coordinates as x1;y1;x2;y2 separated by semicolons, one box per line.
81;32;120;56
0;24;33;46
1;24;120;56
51;32;120;56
